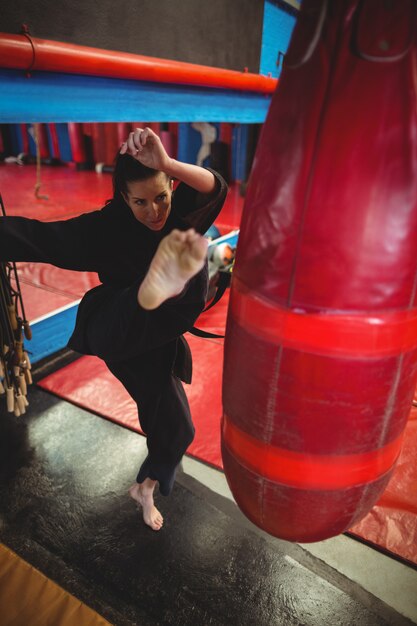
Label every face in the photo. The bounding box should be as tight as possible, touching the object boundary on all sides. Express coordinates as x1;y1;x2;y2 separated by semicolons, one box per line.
122;172;173;231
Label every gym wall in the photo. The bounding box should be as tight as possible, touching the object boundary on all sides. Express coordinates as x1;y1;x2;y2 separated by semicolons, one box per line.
0;0;265;73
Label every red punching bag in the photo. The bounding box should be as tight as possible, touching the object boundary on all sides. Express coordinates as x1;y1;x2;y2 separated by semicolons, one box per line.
222;0;417;542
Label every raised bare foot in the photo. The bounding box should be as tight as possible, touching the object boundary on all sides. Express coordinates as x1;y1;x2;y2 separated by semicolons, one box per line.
138;228;208;310
129;479;164;531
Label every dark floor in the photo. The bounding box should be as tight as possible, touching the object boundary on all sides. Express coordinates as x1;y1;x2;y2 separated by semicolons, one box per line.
0;384;414;626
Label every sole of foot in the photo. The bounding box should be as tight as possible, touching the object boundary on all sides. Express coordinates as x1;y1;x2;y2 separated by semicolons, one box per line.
138;228;208;310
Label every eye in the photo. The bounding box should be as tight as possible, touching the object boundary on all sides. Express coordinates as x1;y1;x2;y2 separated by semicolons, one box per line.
135;199;145;206
156;193;167;202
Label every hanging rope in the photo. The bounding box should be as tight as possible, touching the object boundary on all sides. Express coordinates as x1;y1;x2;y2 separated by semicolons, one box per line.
0;195;32;415
31;123;49;200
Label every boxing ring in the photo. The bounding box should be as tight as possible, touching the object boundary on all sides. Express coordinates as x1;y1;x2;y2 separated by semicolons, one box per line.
0;33;275;123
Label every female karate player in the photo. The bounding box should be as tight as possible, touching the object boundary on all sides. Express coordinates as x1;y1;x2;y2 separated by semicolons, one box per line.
0;127;227;530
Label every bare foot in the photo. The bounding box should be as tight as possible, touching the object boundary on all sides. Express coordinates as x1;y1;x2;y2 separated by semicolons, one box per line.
129;479;164;531
138;228;208;310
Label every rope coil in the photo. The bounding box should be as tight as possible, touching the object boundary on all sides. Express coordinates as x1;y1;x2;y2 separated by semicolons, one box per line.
0;195;32;415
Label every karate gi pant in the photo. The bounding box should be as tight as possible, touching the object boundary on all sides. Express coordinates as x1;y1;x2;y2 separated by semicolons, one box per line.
70;274;206;497
106;358;195;496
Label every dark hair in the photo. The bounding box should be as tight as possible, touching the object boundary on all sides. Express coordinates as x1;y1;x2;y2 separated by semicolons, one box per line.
112;152;170;200
112;153;158;199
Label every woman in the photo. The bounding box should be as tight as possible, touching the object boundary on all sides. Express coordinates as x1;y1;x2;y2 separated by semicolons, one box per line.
0;127;228;530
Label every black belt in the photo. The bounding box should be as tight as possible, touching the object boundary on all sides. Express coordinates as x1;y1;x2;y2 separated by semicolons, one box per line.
189;268;231;339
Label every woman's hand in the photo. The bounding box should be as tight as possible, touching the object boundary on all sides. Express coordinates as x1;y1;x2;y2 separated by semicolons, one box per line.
120;126;217;194
120;127;171;171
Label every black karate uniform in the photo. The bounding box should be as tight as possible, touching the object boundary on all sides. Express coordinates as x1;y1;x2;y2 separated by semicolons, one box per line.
0;169;227;495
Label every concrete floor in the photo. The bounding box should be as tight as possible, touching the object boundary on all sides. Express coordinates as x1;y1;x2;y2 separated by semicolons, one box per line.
0;361;416;625
183;455;417;624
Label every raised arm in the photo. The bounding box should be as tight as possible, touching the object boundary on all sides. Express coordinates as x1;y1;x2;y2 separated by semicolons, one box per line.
120;127;217;194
